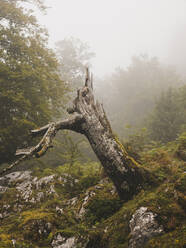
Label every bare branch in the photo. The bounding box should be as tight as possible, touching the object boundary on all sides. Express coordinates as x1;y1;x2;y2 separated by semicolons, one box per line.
16;147;35;156
1;155;28;175
0;123;56;175
0;114;83;175
58;116;84;134
31;114;83;135
31;123;51;136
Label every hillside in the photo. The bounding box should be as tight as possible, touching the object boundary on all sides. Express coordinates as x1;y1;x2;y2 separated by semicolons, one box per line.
0;141;185;248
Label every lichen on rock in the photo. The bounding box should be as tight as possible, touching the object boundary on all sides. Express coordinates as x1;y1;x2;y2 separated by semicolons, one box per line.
51;233;77;248
129;207;163;248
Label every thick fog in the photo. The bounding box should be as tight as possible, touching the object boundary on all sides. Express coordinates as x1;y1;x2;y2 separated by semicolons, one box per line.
37;0;186;76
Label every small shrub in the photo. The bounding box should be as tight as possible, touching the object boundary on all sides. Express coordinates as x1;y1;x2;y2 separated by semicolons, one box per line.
85;198;122;224
78;175;100;191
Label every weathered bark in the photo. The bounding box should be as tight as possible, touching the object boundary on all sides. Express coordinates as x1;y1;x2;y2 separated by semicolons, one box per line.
2;68;155;201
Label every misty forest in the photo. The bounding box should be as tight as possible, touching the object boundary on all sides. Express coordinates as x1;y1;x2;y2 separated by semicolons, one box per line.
0;0;186;247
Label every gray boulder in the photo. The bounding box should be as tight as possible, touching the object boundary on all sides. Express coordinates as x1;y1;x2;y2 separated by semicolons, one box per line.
129;207;163;248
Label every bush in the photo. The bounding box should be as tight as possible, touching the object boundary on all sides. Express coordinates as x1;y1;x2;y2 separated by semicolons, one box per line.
85;198;122;224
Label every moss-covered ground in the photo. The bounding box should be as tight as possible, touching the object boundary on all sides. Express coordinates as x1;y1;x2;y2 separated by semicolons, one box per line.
0;142;185;247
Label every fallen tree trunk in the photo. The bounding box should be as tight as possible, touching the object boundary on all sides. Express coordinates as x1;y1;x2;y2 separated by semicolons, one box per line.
2;69;155;201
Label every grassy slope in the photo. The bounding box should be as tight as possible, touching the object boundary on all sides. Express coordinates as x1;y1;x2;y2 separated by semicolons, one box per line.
0;143;185;248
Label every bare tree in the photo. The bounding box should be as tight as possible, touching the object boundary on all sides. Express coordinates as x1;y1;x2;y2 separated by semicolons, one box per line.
2;69;155;201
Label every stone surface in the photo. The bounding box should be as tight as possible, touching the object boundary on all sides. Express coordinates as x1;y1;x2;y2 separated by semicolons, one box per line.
78;190;95;218
51;233;77;248
129;207;163;248
0;171;57;203
0;171;32;186
35;175;55;190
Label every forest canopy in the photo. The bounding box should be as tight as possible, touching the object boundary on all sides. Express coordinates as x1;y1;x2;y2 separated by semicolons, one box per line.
0;0;67;164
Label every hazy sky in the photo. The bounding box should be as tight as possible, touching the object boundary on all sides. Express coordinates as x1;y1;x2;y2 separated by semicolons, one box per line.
37;0;186;76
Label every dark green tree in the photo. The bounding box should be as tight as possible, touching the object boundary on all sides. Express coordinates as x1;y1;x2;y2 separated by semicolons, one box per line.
148;87;186;143
97;55;182;137
0;0;67;164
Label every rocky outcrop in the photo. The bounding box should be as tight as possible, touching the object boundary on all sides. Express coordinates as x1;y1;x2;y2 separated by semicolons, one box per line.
0;170;85;246
51;233;77;248
0;171;57;204
128;207;163;248
51;233;89;248
0;167;183;248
